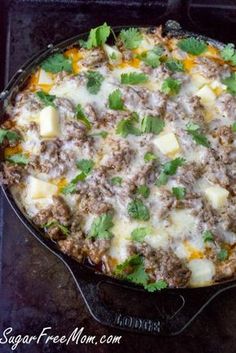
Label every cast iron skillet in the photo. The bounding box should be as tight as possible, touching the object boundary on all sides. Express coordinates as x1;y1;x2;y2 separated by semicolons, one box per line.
1;20;236;336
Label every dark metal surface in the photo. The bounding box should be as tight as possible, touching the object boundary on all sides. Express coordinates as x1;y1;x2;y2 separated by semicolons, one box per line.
2;0;236;352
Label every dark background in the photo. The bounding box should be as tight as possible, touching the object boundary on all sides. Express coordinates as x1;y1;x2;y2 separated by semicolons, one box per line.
1;1;236;352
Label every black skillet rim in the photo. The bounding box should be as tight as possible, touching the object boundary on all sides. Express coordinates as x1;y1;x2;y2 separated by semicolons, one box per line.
0;21;235;293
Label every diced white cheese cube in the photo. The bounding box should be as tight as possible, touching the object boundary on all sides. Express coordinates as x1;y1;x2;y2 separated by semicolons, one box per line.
204;185;229;209
188;259;215;286
38;69;53;85
154;132;180;156
103;44;122;65
28;176;58;199
39;106;59;137
196;85;216;107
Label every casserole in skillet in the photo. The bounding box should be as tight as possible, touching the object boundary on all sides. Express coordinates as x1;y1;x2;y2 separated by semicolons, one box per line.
1;23;236;291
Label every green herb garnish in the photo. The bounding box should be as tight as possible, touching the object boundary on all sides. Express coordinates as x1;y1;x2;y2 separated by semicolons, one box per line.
141;116;165;134
144;280;168;292
41;53;72;73
136;185;150;199
89;213;114;239
144;152;157;162
232;122;236;132
186;122;210;147
76;159;94;175
6;153;29;165
161;78;181;95
76;104;91;128
116;118;141;137
127;198;150;221
44;220;69;236
203;230;214;243
36;91;56;107
79;23;111;49
108;89;124;110
218;248;229;261
61;173;87;194
131;227;150;242
156;157;185;186
111;176;123;186
0;129;21;144
121;72;148;85
91;131;108;139
120;28;142;50
223;72;236;95
166;58;184;72
220;43;236;65
86;70;104;94
177;37;207;55
172;186;186;200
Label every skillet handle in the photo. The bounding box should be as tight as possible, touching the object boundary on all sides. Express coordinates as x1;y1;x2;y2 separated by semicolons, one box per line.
66;259;236;335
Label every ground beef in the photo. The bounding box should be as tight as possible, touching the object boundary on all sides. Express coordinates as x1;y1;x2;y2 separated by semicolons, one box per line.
211;125;233;145
29;139;76;178
203;149;229;187
116;38;133;61
131;243;191;287
194;57;229;79
198;201;218;228
54;97;75;118
58;232;87;262
123;86;167;115
64;120;93;149
2;162;25;185
102;138;134;172
177;162;202;186
214;251;236;281
216;93;236;122
99;110;131;128
80;48;107;67
124;162;156;195
84;238;111;264
142;64;170;81
52;195;71;225
181;95;205;124
220;200;236;233
77;186;113;215
14;91;43;114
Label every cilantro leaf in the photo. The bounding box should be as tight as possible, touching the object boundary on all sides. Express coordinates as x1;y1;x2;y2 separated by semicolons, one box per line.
223;72;236;95
131;227;150;242
6;153;29;165
144;152;157;162
161;78;181;95
220;43;236;65
114;254;142;276
89;213;114;239
91;131;108;139
172;186;186;200
127;198;150;221
218;248;228;261
186;122;210;147
144;279;168;292
141;116;165;134
108;89;124;110
61;173;86;194
41;53;72;73
76;104;91;128
111;176;123;186
177;37;207;55
36;91;56;107
0;129;21;144
136;185;150;199
120;28;142;50
137;48;162;68
76;159;94;175
232;122;236;132
156;158;185;186
44;220;69;236
116;118;141;137
165;58;184;72
86;70;104;94
126;261;149;285
121;72;148;85
79;23;111;49
203;230;214;243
